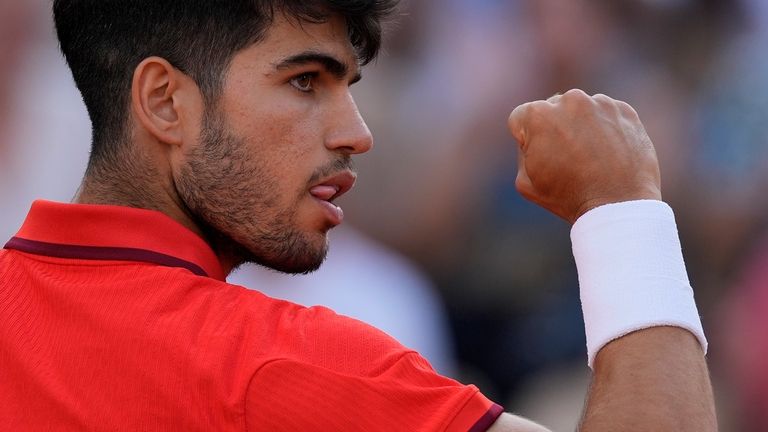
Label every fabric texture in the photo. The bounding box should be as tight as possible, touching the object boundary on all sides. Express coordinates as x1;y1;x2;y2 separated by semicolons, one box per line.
571;200;707;368
0;200;501;431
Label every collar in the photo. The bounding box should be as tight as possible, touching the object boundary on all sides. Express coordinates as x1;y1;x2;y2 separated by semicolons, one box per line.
4;200;225;281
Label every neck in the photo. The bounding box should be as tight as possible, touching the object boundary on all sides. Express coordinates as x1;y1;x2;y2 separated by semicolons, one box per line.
75;157;245;275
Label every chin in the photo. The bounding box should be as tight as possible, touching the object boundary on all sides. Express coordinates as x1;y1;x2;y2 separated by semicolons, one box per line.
270;259;324;275
244;233;329;275
260;250;327;275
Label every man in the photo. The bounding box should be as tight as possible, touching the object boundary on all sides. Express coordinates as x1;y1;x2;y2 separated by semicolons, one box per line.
0;1;716;431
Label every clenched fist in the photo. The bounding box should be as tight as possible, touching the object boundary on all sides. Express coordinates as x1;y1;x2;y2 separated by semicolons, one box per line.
508;89;661;224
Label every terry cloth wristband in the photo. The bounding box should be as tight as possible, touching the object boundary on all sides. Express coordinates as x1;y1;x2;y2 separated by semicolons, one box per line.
571;200;708;369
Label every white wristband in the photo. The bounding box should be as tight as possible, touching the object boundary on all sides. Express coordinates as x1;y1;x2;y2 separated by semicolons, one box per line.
571;200;707;369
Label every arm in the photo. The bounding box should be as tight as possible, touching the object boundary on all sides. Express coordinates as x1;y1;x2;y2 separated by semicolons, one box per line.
579;326;714;430
489;328;713;432
487;89;716;431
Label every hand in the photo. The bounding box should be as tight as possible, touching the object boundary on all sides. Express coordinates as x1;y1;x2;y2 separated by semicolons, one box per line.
507;89;661;224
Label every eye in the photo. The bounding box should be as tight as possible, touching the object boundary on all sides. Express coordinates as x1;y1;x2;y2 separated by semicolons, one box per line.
290;73;315;93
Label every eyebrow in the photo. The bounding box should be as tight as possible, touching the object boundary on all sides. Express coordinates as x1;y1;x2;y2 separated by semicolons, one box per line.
272;51;362;84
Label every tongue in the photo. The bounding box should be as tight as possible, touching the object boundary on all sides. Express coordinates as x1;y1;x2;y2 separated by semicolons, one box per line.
309;185;338;201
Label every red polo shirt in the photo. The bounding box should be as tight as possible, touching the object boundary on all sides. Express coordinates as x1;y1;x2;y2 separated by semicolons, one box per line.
0;200;502;431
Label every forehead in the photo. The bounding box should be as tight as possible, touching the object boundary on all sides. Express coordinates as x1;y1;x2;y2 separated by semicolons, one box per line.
234;14;358;71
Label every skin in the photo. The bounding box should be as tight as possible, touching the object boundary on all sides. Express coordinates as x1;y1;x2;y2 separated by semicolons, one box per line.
74;13;716;432
489;89;717;431
77;15;372;274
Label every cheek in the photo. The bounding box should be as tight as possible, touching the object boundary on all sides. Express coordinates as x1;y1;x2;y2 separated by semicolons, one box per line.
228;88;319;150
238;115;321;180
256;148;315;204
220;90;326;194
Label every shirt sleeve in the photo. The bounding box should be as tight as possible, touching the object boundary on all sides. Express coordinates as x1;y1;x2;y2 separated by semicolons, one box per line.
244;351;503;431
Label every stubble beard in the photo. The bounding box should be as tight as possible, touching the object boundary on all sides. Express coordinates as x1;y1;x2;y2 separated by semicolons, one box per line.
175;108;329;275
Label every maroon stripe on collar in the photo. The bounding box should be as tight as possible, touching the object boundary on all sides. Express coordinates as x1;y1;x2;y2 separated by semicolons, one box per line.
468;403;505;432
4;237;208;277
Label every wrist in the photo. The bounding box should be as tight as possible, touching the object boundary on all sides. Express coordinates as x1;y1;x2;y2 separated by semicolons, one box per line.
571;200;707;368
573;193;662;225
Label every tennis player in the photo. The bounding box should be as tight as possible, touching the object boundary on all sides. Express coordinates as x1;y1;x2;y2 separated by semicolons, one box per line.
0;1;715;430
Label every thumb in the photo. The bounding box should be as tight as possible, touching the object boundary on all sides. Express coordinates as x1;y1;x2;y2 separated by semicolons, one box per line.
507;102;530;150
514;148;536;202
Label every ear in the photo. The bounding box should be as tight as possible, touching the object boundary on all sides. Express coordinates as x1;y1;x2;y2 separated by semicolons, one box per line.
131;56;199;147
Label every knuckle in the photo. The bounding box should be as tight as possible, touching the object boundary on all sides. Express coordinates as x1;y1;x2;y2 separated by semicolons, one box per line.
510;102;525;115
592;93;614;105
562;88;590;102
508;105;526;133
564;88;587;97
508;103;526;124
530;100;551;115
561;88;594;110
616;100;640;118
524;101;551;125
546;92;562;104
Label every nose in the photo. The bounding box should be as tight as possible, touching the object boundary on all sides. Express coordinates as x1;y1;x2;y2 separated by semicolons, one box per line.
324;94;373;155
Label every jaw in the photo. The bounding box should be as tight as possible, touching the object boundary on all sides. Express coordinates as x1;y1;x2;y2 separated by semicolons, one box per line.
226;203;333;275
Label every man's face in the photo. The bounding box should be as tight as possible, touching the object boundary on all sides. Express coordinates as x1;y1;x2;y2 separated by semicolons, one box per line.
175;15;372;274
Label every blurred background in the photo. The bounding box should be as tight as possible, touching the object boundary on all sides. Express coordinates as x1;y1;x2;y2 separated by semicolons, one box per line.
2;0;767;430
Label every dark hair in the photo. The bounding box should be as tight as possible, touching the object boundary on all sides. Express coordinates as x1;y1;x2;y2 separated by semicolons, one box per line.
53;0;397;164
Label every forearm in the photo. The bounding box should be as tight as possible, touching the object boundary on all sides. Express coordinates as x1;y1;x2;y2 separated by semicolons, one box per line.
580;326;716;431
573;201;717;431
488;327;715;432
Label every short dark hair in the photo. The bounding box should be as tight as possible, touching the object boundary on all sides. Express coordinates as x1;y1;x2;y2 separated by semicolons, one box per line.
53;0;397;164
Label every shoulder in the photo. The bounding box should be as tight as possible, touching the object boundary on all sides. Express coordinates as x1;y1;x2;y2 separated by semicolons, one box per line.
203;279;410;374
231;284;507;431
258;295;412;374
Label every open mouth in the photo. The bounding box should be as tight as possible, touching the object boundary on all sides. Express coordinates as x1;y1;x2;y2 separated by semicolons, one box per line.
308;170;357;226
309;170;356;203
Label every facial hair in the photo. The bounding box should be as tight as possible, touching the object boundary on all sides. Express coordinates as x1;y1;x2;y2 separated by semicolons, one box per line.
174;108;338;275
